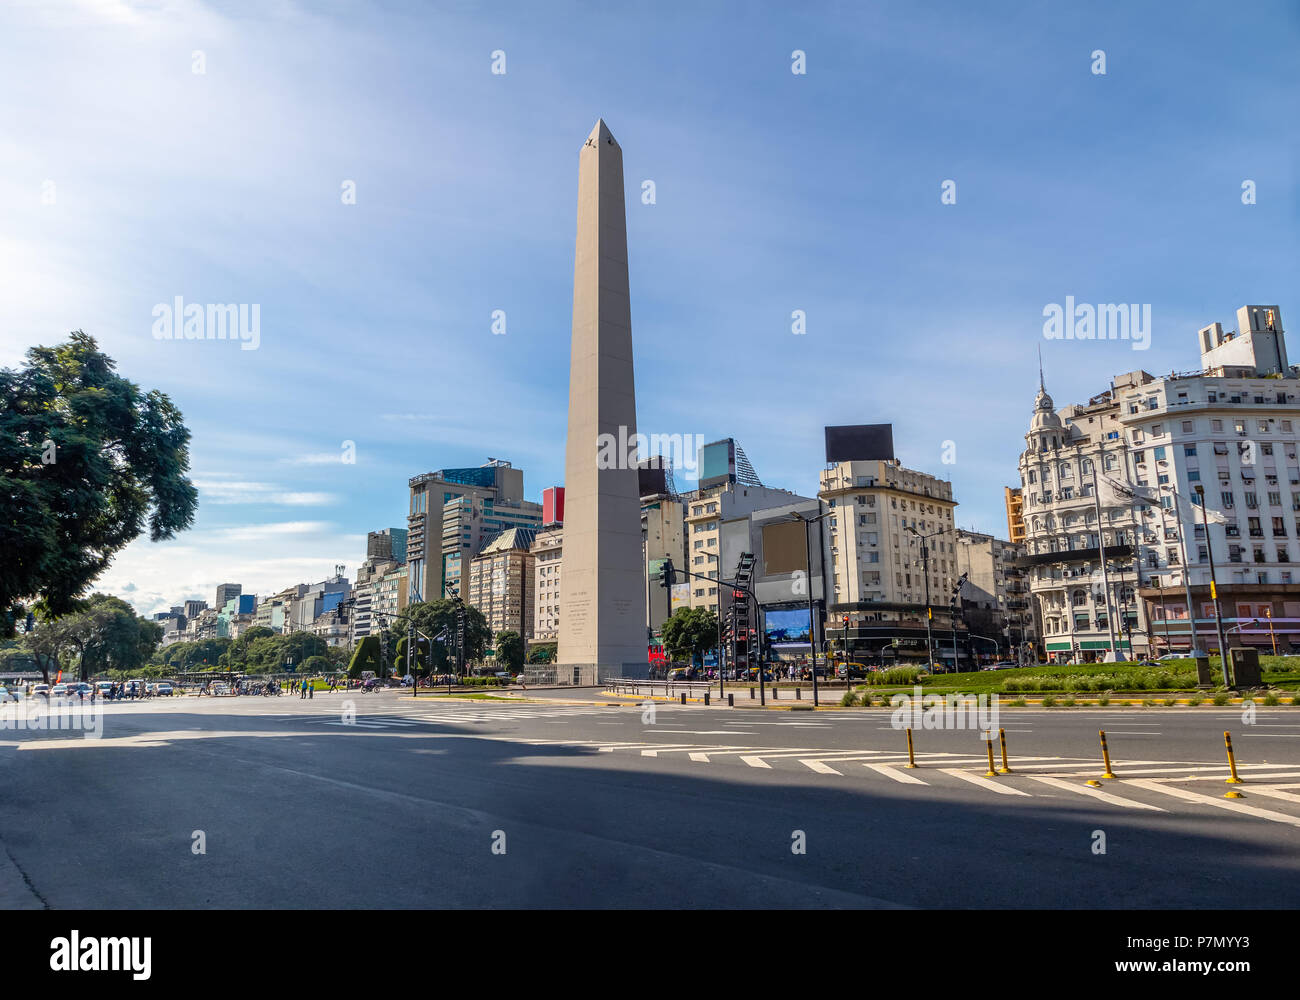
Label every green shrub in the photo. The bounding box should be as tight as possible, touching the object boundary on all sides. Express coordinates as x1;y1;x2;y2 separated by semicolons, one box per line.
1041;695;1057;707
1291;695;1300;706
1186;696;1203;706
1162;697;1178;707
1060;697;1076;707
1142;698;1156;707
840;691;858;707
870;666;921;687
1212;692;1230;706
1097;695;1110;706
1009;697;1026;707
1263;693;1280;706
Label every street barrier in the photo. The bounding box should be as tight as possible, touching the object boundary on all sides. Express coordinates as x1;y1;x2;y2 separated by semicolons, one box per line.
998;727;1012;774
905;727;917;769
1095;729;1118;783
728;693;734;707
1224;731;1244;798
984;734;998;778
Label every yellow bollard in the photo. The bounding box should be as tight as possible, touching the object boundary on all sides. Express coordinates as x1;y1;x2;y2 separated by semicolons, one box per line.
998;727;1012;774
1223;731;1244;797
905;727;918;769
1098;729;1118;780
984;734;998;777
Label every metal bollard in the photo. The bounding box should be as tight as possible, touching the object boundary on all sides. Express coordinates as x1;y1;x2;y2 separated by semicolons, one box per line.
998;727;1012;774
704;691;710;706
728;693;734;707
984;734;998;778
772;687;778;700
749;686;754;698
1096;729;1118;782
1224;731;1244;797
796;687;802;700
680;692;686;704
905;727;917;769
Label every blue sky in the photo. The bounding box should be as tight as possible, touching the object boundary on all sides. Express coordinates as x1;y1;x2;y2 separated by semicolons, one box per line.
2;0;1297;616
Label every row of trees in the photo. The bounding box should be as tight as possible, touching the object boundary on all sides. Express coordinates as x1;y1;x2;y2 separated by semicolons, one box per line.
2;593;164;682
151;627;349;675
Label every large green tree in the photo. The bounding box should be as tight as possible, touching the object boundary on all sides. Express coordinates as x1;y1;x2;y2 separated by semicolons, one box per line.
661;606;718;666
1;332;198;634
494;630;524;672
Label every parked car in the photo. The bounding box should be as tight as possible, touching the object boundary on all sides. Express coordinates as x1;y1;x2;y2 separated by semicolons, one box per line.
32;684;50;698
154;682;173;696
211;682;230;696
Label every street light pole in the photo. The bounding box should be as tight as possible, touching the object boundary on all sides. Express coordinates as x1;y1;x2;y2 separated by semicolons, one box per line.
1193;484;1232;688
790;503;832;708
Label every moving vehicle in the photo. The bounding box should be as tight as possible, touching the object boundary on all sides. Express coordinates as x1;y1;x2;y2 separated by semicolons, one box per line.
96;681;113;697
50;683;70;698
154;682;173;696
210;682;230;696
32;684;49;697
981;662;1018;671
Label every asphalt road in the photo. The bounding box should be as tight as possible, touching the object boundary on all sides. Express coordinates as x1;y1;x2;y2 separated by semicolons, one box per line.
3;690;1299;908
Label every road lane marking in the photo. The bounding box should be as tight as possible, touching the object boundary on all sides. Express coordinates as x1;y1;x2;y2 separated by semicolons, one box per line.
938;768;1031;796
1022;774;1165;811
1126;779;1300;828
864;763;927;785
1236;785;1300;805
740;756;772;768
801;759;842;774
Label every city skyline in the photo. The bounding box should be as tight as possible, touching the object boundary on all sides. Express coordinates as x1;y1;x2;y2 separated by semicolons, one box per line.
2;0;1296;617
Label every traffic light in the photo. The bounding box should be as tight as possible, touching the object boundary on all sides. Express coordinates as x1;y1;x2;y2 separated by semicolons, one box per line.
659;559;676;589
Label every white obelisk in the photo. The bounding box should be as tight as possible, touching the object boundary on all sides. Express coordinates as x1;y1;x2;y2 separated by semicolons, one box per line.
556;119;647;681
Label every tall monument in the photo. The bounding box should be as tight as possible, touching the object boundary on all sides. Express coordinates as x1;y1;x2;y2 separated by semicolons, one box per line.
557;119;648;681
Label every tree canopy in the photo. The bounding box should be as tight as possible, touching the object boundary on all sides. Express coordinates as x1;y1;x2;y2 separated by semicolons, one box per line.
494;630;524;672
661;606;718;666
1;332;197;634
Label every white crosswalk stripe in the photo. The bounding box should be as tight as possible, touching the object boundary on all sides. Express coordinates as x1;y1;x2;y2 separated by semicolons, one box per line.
939;768;1032;796
1022;774;1165;811
1126;779;1300;828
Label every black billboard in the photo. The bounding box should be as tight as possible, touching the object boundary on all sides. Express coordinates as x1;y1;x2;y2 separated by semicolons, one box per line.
824;424;894;463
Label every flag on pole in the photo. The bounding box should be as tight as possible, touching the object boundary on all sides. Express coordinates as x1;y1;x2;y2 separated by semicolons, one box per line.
1098;474;1159;507
1162;484;1228;525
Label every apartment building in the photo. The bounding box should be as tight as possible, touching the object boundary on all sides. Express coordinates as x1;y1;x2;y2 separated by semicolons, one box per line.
1019;374;1149;662
1025;304;1298;660
1123;305;1300;653
406;459;539;603
532;524;563;643
818;458;959;607
467;527;536;642
955;528;1036;658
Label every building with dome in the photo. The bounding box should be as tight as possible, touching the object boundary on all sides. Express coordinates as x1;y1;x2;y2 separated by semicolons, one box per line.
1020;304;1300;662
1018;369;1150;663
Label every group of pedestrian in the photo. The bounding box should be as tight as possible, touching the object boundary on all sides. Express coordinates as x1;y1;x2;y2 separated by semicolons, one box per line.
298;679;314;699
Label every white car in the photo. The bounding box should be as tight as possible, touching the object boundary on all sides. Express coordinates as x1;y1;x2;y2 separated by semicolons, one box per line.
211;683;229;696
32;683;50;697
96;681;113;697
154;682;173;696
50;683;70;698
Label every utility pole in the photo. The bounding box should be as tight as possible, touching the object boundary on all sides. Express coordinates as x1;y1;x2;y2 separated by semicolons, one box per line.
1194;484;1231;687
